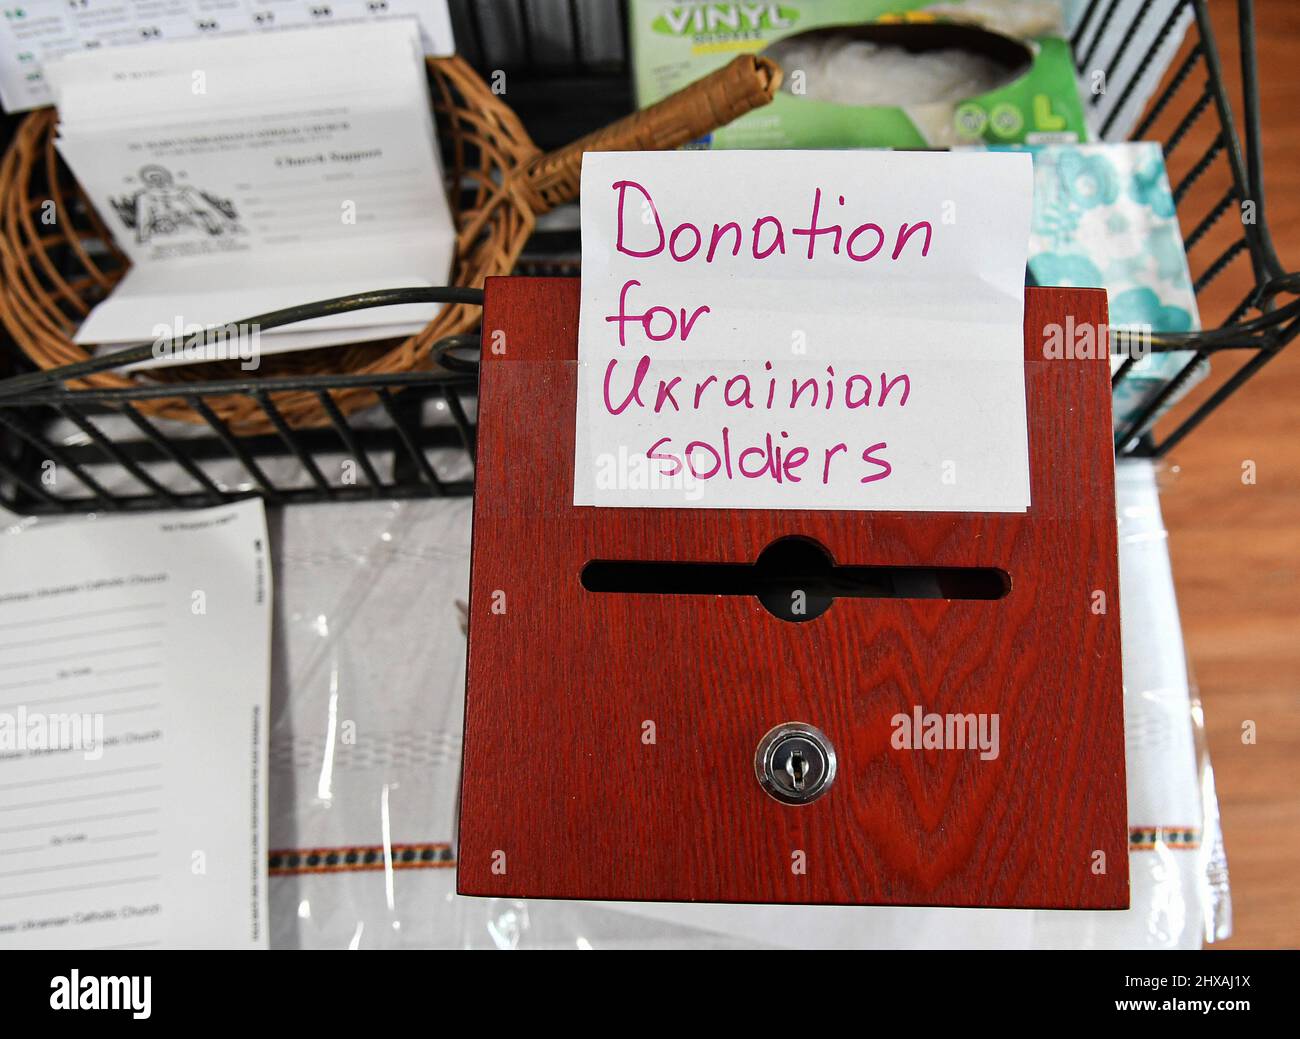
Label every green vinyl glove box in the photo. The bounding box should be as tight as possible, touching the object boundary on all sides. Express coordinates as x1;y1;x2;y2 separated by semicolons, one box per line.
631;0;1089;149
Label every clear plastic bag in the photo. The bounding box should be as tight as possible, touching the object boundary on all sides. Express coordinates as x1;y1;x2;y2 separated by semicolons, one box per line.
263;458;1229;948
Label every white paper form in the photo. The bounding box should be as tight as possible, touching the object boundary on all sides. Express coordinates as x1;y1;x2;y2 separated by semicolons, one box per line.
0;499;271;949
0;0;456;112
575;150;1034;512
44;21;455;362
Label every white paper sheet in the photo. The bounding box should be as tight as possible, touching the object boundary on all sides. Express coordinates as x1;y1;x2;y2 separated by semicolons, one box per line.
0;0;456;113
0;500;271;949
44;22;455;365
575;150;1034;512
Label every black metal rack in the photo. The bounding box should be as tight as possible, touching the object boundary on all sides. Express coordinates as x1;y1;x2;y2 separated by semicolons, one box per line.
0;371;478;512
0;0;1295;515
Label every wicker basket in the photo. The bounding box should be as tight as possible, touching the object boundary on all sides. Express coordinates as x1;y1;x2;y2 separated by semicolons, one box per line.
0;54;780;433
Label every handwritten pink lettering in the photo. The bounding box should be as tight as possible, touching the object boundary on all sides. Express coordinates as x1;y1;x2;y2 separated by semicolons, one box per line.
600;175;940;493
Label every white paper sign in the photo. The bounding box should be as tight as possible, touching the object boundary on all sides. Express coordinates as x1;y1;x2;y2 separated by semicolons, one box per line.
575;150;1034;512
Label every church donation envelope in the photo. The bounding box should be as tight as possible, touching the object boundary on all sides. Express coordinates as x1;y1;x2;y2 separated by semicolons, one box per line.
44;21;454;364
0;500;271;949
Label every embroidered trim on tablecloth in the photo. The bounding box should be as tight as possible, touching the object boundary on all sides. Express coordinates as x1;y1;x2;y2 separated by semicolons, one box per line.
269;842;455;875
1129;826;1200;850
267;830;1199;876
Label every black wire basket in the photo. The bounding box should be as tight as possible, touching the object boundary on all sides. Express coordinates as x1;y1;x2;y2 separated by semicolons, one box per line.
0;0;1294;515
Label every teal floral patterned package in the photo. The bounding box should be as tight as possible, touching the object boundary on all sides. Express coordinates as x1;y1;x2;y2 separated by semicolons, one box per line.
996;141;1206;436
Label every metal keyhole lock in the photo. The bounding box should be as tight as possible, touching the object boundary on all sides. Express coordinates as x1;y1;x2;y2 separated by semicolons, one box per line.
755;723;837;805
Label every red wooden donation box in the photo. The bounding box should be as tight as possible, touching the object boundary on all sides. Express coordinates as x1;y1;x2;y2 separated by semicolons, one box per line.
457;276;1128;909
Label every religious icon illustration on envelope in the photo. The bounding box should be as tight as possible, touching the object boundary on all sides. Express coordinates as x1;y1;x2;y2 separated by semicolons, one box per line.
109;164;243;246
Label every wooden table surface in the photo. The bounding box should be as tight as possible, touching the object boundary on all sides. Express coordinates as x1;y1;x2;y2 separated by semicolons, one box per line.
1146;0;1300;949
